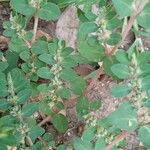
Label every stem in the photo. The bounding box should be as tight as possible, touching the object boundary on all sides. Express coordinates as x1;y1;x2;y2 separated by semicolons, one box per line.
105;132;129;150
108;0;149;56
31;14;39;44
38;136;49;150
133;20;145;52
38;95;79;126
108;14;137;56
38;116;51;126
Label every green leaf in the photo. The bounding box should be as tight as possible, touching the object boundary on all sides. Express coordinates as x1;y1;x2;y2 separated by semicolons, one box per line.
70;77;86;95
111;84;131;98
10;68;30;93
57;88;71;99
0;72;7;85
50;0;76;7
82;127;96;142
107;102;138;131
112;0;133;17
34;58;45;68
29;126;45;142
55;101;65;110
3;21;15;37
138;124;150;149
5;51;19;73
0;73;8;97
0;135;18;146
48;42;58;56
77;8;89;23
0;84;8;97
90;100;101;111
0;99;9;110
0;62;9;72
57;145;67;150
0;115;16;126
61;47;74;57
43;133;54;141
107;32;122;45
127;40;139;59
38;53;55;65
31;40;48;54
0;143;7;150
39;101;53;115
37;84;49;92
95;137;106;150
77;22;105;62
84;70;97;80
52;114;68;133
142;99;150;108
62;56;77;68
103;56;117;78
141;75;150;91
79;4;96;21
106;17;122;30
17;89;31;104
138;51;150;64
76;97;89;118
30;73;39;82
37;67;53;79
111;63;130;79
30;82;39;96
9;38;29;53
73;138;93;150
10;0;35;16
38;2;60;21
140;64;150;77
19;51;31;62
137;3;150;28
115;49;130;64
30;142;43;150
60;68;78;81
21;63;30;73
22;102;39;117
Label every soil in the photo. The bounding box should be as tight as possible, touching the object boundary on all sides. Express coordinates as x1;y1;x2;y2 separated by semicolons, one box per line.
0;2;10;35
0;2;149;150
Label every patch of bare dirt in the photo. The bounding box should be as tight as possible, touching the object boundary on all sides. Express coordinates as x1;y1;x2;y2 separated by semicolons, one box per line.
0;2;10;35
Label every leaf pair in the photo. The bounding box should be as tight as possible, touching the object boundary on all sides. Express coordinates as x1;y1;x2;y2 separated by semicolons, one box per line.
10;0;60;21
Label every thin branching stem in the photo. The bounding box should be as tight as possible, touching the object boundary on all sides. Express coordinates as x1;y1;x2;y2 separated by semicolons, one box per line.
108;0;149;56
31;14;39;44
105;132;129;150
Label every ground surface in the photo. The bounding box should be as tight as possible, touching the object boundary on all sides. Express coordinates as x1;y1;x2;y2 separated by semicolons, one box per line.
0;2;150;150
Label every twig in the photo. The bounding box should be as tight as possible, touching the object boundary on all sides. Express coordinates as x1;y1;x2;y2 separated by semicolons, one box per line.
38;136;49;150
31;14;39;44
108;14;137;56
38;116;51;126
38;95;79;126
105;131;129;150
108;0;149;56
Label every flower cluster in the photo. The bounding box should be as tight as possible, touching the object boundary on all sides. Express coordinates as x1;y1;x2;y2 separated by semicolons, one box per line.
127;52;150;125
48;41;64;108
90;6;111;44
28;0;43;8
96;126;115;144
10;14;27;40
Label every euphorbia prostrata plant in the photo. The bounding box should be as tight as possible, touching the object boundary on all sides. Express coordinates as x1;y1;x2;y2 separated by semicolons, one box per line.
0;0;150;149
